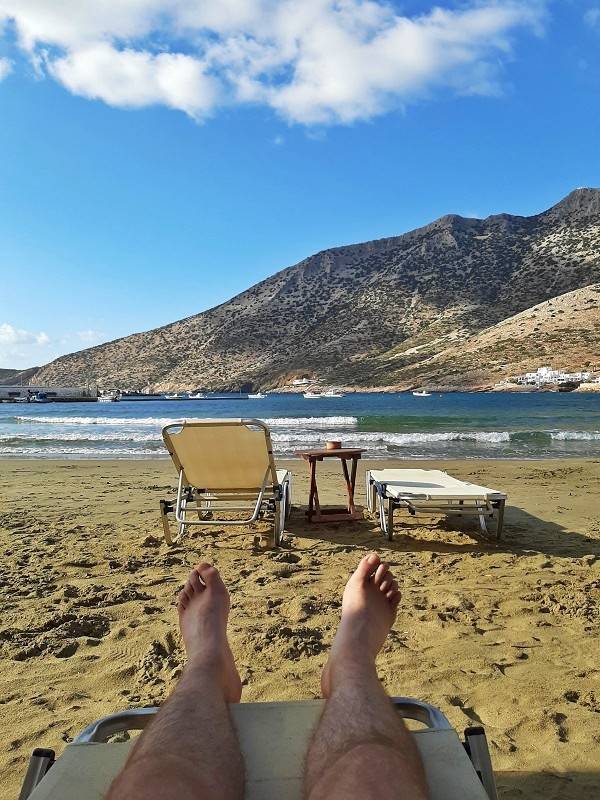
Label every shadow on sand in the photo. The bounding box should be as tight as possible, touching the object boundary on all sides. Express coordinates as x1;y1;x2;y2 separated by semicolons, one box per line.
495;769;600;799
284;504;600;560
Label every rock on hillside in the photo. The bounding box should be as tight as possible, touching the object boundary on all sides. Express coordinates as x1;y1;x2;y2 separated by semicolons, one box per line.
33;188;600;391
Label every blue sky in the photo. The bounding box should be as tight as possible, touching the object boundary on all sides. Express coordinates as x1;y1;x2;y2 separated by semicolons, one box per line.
0;0;598;369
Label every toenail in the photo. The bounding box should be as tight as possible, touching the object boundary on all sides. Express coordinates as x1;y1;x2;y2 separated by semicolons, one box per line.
367;553;378;564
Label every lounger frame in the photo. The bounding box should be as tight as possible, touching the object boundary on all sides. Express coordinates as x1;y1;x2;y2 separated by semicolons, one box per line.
160;419;291;547
19;699;498;800
366;469;506;541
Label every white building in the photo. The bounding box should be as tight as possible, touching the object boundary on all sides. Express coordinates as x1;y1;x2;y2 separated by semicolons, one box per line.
510;366;594;387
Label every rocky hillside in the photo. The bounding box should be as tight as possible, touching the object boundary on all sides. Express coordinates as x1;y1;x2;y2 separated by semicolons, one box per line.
382;284;600;390
33;188;600;391
0;366;40;387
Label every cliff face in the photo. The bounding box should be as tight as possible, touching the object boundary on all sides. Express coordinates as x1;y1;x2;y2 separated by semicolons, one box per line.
33;188;600;391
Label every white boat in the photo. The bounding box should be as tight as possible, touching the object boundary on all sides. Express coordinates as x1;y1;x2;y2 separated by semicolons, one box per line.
98;392;121;402
303;391;322;399
322;389;345;398
248;392;267;399
165;393;186;400
187;392;205;399
30;392;50;403
412;390;431;397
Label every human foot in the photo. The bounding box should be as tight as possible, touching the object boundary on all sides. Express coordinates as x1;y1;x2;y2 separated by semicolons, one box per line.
321;553;401;698
177;562;242;703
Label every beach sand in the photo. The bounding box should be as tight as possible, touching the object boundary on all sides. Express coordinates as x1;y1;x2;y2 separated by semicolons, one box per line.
1;457;599;798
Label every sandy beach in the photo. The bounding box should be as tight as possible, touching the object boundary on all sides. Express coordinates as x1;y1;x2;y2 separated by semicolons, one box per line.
1;457;599;798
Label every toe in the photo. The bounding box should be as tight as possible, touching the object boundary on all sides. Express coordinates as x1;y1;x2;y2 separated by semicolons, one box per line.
188;569;205;592
355;553;380;580
178;588;190;609
390;591;402;613
197;564;220;588
385;579;399;599
374;562;389;585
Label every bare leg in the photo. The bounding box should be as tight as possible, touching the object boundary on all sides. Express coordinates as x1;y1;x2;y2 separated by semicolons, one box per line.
107;563;244;800
304;553;430;800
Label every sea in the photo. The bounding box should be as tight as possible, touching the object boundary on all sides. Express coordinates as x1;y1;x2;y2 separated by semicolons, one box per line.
1;392;599;461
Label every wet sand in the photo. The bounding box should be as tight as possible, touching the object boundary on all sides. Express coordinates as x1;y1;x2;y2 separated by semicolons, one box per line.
1;458;599;798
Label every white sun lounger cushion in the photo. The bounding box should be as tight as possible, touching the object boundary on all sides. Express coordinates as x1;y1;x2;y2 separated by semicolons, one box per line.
368;469;506;502
28;701;489;800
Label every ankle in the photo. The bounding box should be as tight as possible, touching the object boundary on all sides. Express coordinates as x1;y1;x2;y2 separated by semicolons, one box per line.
324;654;378;693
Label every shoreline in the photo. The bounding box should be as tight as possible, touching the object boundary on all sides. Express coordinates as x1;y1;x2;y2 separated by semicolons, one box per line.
1;457;599;798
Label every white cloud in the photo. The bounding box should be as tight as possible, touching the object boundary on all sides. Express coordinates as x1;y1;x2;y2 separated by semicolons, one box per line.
0;323;51;345
0;56;12;79
50;44;219;118
77;329;105;344
584;8;600;29
0;0;547;125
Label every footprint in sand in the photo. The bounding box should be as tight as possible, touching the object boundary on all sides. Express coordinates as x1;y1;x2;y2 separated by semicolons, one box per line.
9;612;111;661
136;633;183;688
551;711;569;743
447;696;484;725
264;623;324;659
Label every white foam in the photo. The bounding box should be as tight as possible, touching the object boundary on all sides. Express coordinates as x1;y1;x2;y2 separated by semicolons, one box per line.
16;416;182;427
0;446;163;456
0;432;160;442
551;430;600;440
262;416;357;428
384;431;510;445
17;414;358;428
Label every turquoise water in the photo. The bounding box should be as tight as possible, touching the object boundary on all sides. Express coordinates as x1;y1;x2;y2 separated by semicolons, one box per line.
0;392;599;459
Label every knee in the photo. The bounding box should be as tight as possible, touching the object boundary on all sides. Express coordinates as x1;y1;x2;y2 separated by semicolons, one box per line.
307;741;428;800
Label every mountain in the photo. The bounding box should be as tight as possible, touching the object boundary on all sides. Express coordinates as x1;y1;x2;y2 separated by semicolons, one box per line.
0;367;40;387
33;188;600;391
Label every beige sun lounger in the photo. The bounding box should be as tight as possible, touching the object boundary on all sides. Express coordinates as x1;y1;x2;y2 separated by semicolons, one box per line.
160;419;292;546
20;699;497;800
366;469;507;541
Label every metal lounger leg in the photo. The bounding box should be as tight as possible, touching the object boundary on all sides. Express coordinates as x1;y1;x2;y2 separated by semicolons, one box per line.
159;500;173;545
387;498;395;541
478;513;489;536
495;499;505;540
18;748;55;800
464;726;498;800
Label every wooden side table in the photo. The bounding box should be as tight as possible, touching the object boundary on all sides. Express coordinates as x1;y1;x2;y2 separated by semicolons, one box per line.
296;448;366;523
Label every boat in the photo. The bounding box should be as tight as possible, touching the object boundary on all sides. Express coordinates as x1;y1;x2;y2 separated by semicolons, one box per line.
165;393;186;400
98;391;121;402
412;390;431;397
187;392;205;399
248;392;267;399
30;392;50;403
120;392;164;401
304;389;345;398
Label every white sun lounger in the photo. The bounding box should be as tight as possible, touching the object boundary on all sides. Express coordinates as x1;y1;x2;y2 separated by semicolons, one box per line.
366;469;507;541
160;419;292;547
20;699;497;800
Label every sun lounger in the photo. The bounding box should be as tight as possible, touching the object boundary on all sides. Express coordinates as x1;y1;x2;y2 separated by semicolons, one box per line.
366;468;506;541
19;699;497;800
160;419;292;546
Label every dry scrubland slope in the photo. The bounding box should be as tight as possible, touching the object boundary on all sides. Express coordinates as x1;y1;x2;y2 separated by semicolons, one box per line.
32;188;600;391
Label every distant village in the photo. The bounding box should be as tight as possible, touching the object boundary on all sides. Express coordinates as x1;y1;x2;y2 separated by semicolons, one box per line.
498;365;600;390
